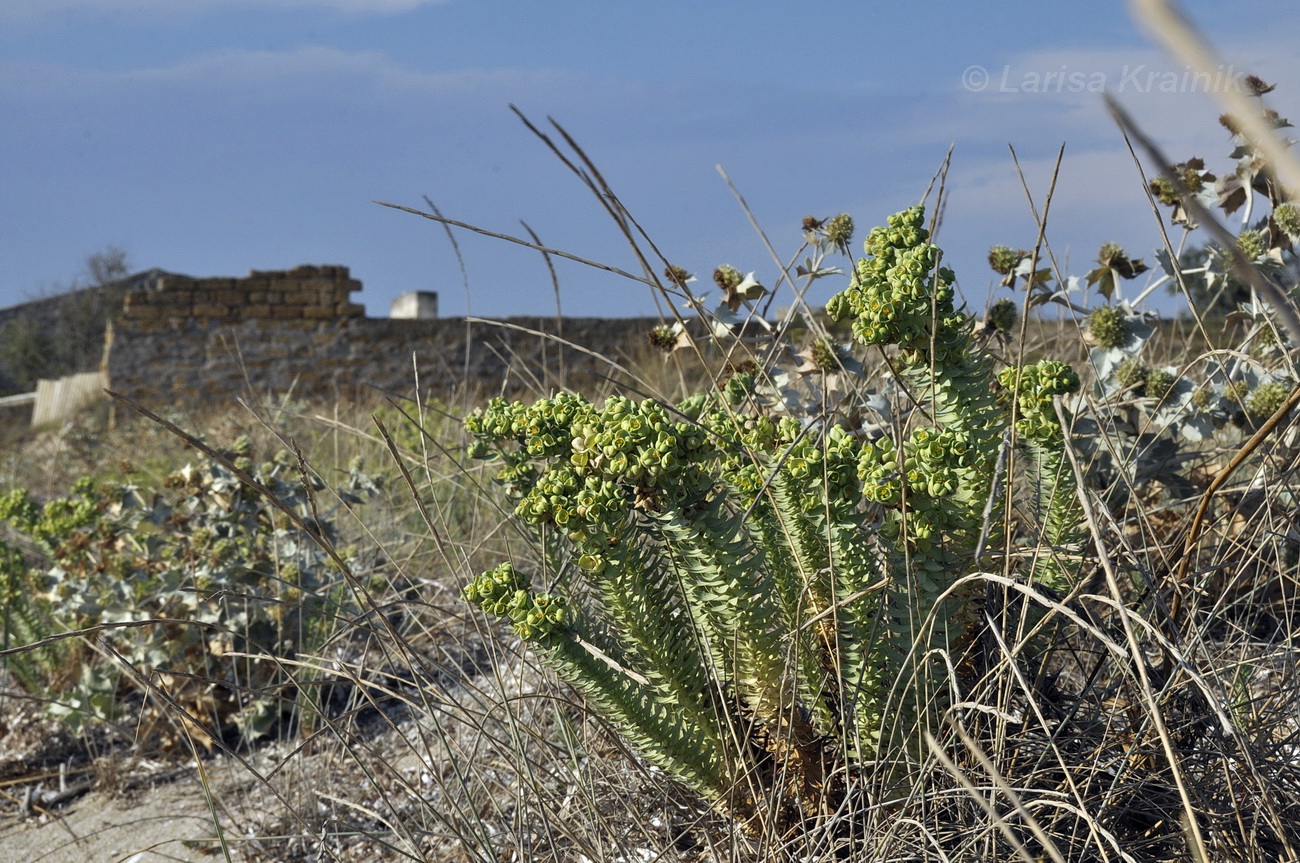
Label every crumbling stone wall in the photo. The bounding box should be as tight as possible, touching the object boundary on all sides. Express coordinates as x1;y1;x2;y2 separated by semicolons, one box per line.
118;265;364;327
103;265;662;411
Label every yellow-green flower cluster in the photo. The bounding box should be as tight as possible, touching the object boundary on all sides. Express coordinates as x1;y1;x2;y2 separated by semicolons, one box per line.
820;425;863;510
0;485;100;549
467;393;717;543
724;371;756;405
763;422;863;515
856;436;902;507
897;427;992;551
462;562;567;640
1000;360;1081;442
902;427;978;500
824;206;965;364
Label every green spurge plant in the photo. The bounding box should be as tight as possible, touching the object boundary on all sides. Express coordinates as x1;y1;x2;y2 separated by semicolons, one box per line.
463;206;1083;834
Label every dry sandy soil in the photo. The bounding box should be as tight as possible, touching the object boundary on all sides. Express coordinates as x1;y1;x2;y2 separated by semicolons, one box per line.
0;700;245;863
0;777;229;863
0;696;438;863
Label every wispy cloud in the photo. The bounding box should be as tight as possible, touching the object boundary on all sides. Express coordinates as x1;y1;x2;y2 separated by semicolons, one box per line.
0;0;448;25
0;46;582;104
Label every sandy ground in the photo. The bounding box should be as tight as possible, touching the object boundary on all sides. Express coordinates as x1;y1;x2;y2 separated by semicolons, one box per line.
0;696;268;863
0;778;228;863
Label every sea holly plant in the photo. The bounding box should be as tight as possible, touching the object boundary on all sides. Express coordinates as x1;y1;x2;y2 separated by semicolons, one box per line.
0;443;379;743
462;207;1084;835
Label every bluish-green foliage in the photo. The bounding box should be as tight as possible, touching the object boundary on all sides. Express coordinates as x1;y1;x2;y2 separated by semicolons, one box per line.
0;443;379;741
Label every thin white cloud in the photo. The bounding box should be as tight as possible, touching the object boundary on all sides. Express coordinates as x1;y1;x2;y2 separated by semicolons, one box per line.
0;46;582;104
0;0;448;24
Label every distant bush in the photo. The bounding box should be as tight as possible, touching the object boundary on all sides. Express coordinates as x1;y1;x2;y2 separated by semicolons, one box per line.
0;246;131;393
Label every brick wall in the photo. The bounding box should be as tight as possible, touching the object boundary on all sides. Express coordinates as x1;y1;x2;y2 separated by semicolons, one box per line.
119;264;365;328
103;265;664;412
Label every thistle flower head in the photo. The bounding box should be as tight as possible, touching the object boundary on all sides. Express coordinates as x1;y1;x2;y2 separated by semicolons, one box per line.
1115;358;1150;391
1244;75;1276;97
713;265;743;291
1237;229;1268;261
1224;380;1251;403
1275;203;1300;240
1149;176;1179;206
823;213;855;255
648;324;679;353
1097;242;1126;267
1145;368;1178;402
810;338;841;371
663;265;693;287
1247;380;1291;418
988;245;1028;276
1087;306;1130;350
1255;321;1281;350
987;298;1018;332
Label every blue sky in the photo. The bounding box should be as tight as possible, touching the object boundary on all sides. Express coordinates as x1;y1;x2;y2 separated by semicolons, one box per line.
2;1;1298;321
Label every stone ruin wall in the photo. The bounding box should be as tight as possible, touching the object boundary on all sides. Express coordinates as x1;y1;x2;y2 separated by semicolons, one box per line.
104;265;662;413
118;264;366;327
